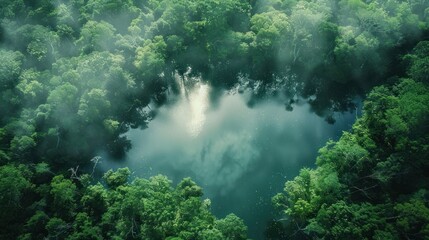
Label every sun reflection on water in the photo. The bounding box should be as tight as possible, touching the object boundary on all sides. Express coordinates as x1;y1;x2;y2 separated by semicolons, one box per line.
187;83;210;137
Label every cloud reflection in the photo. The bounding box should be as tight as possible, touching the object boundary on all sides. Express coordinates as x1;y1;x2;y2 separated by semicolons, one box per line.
106;85;355;239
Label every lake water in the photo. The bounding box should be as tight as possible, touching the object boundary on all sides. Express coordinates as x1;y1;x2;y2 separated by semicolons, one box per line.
104;81;357;239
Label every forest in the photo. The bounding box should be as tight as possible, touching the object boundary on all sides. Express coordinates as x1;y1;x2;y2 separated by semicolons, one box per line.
0;0;428;239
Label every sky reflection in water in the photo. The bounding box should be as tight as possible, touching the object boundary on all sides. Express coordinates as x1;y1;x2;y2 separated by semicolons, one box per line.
106;84;356;239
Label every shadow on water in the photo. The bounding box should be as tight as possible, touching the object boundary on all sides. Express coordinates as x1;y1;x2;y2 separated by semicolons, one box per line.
102;79;359;239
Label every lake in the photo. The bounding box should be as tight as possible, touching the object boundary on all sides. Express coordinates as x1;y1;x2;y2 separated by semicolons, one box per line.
103;80;357;239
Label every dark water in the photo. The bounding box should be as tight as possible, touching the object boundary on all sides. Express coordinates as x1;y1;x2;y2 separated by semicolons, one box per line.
103;83;357;239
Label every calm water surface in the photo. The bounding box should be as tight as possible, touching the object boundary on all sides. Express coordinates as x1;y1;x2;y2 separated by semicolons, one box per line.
104;83;357;239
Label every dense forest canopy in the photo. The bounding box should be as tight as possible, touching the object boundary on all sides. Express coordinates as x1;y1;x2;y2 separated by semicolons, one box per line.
0;0;428;239
270;43;429;239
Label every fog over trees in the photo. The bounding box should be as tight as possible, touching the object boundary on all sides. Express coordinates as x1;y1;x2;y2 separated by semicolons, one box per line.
0;0;428;239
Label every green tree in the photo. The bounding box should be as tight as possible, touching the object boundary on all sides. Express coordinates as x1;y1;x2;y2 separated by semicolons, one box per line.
22;211;50;239
306;201;396;239
46;82;79;128
50;175;77;218
250;10;290;52
176;177;203;199
0;0;25;18
0;164;32;239
103;167;131;189
78;88;111;123
25;25;59;62
406;41;429;83
134;35;167;80
46;217;70;239
81;183;107;220
16;69;48;106
395;192;429;239
10;135;36;160
215;214;247;240
79;0;137;22
0;50;24;89
67;213;102;240
76;20;117;54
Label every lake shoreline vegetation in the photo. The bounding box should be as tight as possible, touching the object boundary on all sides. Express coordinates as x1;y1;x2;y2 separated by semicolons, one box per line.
0;0;428;239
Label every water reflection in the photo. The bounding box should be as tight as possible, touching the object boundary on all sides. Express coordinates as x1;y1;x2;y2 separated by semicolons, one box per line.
186;84;210;137
104;83;357;239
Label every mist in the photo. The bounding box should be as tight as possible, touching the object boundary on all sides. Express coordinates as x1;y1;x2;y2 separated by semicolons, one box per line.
1;0;428;239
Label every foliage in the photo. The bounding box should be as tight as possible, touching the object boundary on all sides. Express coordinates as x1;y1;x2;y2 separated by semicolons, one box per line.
1;0;429;238
0;168;247;239
0;0;427;164
272;74;429;239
